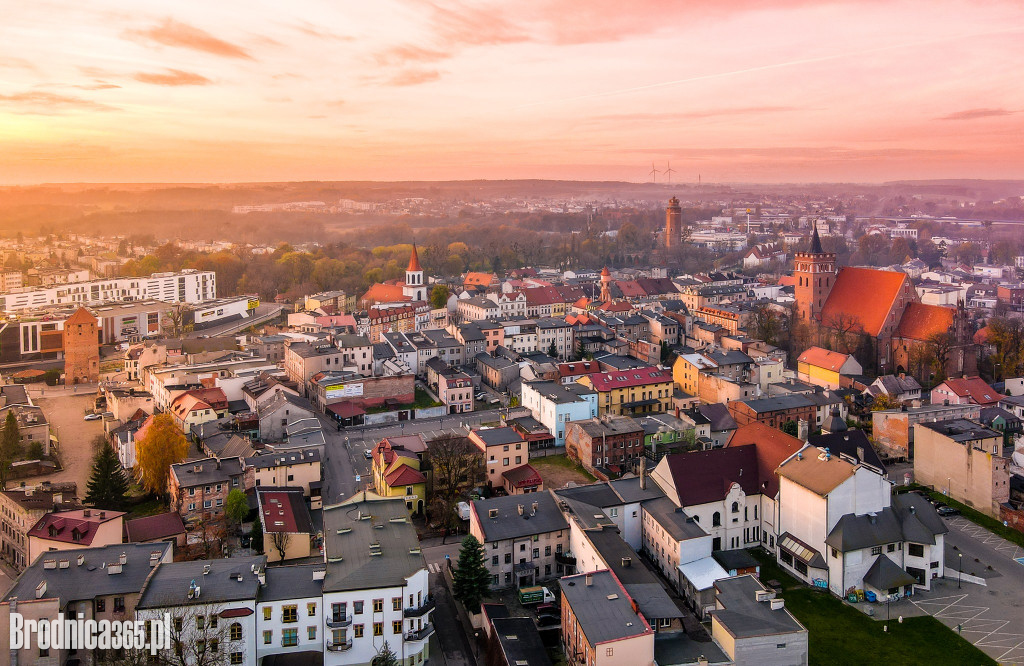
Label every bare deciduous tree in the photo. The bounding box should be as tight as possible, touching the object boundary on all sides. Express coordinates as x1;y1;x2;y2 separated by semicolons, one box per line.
269;530;291;561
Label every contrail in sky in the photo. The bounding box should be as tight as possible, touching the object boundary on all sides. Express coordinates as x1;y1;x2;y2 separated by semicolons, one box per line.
513;27;1024;110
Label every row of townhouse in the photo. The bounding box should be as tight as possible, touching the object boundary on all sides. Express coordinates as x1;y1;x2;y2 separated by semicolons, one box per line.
469;422;949;621
0;494;432;666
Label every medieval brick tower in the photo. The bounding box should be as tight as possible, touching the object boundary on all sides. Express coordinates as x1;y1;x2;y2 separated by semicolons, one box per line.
63;307;99;385
664;196;681;248
794;227;837;324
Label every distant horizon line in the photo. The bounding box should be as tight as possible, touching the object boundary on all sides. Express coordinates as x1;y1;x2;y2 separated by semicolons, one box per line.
4;177;1023;188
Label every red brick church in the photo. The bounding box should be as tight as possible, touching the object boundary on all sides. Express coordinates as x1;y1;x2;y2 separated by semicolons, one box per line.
793;228;976;378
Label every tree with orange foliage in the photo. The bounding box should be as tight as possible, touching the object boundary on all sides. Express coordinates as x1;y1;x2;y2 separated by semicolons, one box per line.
136;413;189;496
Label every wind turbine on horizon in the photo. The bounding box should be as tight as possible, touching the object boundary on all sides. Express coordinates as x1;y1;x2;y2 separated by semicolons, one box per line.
648;162;660;183
663;161;676;184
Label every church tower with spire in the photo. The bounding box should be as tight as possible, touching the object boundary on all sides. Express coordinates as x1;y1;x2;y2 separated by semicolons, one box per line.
403;244;426;302
794;226;836;324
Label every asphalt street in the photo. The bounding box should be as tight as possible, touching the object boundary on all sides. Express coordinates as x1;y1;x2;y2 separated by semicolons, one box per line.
319;407;530;505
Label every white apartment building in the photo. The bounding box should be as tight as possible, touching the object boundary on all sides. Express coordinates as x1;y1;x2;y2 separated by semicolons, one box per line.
256;565;325;663
521;380;597;446
135;556;266;666
0;269;216;313
777;446;946;599
321;494;432;666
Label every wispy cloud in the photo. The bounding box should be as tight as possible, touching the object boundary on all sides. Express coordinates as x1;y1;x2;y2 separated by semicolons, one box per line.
124;18;253;60
294;22;354;42
0;91;118;114
387;69;442;86
74;81;122;90
374;45;451;66
133;69;211;86
937;107;1014;121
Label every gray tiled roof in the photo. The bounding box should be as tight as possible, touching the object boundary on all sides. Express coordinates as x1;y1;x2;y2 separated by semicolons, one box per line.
4;543;173;607
171;456;245;488
137;555;266;609
472;492;568;542
321;495;425;593
641;497;707;542
711;575;805;639
259;564;323;602
559;570;650;645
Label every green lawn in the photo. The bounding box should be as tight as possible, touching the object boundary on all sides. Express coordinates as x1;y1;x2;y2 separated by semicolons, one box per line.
895;484;1024;550
533;454;596;480
746;549;995;666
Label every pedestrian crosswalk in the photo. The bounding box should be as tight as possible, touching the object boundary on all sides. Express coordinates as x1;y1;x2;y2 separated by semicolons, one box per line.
427;561;443;574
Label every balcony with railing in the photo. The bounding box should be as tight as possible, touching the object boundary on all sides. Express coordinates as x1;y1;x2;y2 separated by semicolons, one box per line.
327;639;353;652
554;551;576;566
403;596;435;618
405;624;435;643
325;614;352;628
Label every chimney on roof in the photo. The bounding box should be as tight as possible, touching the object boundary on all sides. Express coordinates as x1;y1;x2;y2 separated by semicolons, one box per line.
119;552;127;565
517;504;524;516
76;554;85;567
83;509;91;518
531;501;538;515
99;511;105;520
585;573;593;586
622;557;632;568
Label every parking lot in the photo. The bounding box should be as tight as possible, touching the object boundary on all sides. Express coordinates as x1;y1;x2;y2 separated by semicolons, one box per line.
909;516;1024;664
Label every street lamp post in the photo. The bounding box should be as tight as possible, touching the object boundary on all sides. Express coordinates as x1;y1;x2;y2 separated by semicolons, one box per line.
958;553;963;589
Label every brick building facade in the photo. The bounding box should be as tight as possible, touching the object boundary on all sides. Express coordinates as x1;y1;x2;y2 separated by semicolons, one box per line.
62;307;99;385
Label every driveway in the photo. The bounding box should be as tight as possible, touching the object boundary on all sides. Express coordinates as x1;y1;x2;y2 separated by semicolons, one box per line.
909;516;1024;664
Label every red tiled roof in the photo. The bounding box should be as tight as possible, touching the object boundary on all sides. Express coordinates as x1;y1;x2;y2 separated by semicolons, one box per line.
936;377;999;406
360;283;408;305
797;346;853;373
258;489;312;533
558;361;600;378
616;280;647;298
725;422;805;498
585;366;671;391
65;307;97;325
524;286;561;306
29;509;125;545
464;272;496;287
502;464;542;488
384;464;426;487
327;402;365;418
124;512;186;542
819;267;909;337
895;303;954;341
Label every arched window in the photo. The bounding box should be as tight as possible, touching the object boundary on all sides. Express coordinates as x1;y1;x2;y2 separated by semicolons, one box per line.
731;501;740;513
229;623;242;641
712;512;721;527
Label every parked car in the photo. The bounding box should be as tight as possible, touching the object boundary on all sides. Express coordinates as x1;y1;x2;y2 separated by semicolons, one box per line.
363;449;373;459
475;392;486;401
536;614;560;627
537;603;558;616
936;505;960;516
83;413;102;421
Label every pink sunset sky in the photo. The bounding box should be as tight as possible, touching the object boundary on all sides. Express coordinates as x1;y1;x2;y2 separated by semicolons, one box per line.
3;0;1024;184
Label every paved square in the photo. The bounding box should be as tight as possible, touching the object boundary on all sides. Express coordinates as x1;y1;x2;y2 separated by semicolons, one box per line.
909;516;1024;664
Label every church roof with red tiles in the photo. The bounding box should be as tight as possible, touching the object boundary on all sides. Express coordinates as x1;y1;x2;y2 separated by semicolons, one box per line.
895;302;954;341
819;267;908;338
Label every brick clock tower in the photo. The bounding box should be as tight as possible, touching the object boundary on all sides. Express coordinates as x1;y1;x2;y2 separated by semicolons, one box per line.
794;227;836;324
63;307;100;385
664;196;681;248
